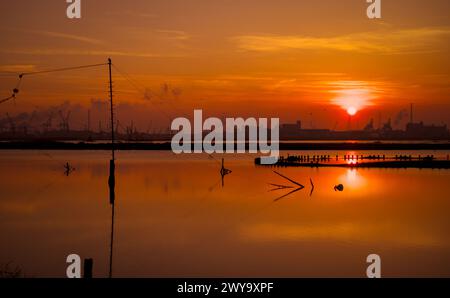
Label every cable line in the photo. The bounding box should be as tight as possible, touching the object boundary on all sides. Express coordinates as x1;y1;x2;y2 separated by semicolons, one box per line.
0;62;108;105
19;63;108;77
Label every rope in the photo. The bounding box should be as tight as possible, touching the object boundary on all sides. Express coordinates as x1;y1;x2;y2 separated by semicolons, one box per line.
0;63;108;106
111;64;186;120
0;95;15;104
19;63;108;77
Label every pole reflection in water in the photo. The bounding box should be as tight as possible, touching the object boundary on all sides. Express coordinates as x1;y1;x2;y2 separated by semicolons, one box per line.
108;159;115;278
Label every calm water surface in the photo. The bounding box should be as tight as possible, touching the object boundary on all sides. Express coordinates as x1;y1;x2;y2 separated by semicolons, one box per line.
1;150;450;277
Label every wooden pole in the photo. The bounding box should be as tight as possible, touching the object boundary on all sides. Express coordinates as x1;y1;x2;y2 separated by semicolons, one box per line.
108;58;116;278
108;58;115;160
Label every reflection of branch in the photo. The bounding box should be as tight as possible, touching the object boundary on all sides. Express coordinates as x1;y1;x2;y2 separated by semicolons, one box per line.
268;183;294;191
270;171;305;201
274;187;303;202
273;171;304;188
309;178;315;197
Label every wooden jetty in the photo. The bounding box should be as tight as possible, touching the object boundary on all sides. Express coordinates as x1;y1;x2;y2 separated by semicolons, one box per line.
255;154;450;169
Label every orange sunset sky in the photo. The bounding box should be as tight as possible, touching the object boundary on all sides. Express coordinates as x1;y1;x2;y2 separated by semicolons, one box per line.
0;0;449;131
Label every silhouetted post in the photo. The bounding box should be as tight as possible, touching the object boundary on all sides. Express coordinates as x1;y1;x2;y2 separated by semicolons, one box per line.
108;58;115;159
220;158;232;187
108;58;116;279
83;259;93;278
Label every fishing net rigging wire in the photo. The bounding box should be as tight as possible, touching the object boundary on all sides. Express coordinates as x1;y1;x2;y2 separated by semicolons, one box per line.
0;63;108;105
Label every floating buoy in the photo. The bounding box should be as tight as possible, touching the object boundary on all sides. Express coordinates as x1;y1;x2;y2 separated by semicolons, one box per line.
334;184;344;192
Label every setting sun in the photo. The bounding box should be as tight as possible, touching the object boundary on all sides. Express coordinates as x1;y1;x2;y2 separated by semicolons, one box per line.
330;84;375;119
347;107;357;116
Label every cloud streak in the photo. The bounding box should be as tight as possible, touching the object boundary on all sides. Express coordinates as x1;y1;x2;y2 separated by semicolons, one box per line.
0;64;36;73
155;30;190;41
233;27;450;54
33;31;104;45
0;49;185;58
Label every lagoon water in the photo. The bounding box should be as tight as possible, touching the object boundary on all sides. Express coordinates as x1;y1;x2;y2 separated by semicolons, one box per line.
1;150;450;277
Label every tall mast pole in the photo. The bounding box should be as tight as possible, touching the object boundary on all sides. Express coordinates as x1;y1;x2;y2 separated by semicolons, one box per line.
108;58;115;159
108;58;116;278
